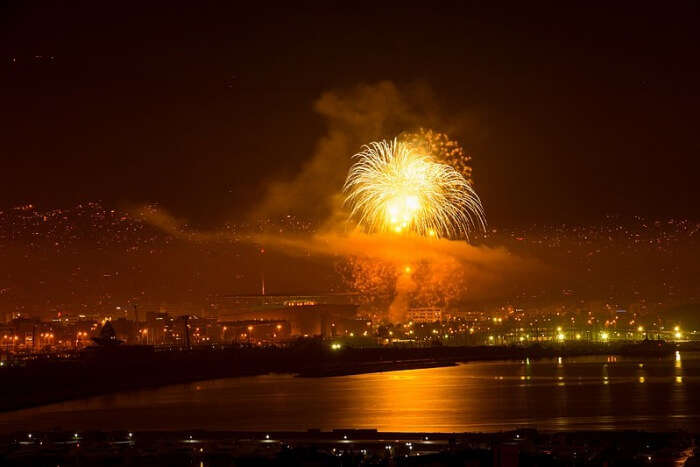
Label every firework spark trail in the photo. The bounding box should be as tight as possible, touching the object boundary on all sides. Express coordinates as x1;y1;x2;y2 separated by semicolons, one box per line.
402;128;473;184
343;138;486;239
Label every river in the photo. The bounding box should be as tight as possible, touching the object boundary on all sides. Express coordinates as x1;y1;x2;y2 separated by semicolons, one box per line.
1;352;698;433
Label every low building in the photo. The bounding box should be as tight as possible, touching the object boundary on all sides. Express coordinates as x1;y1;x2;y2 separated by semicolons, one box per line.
407;307;442;323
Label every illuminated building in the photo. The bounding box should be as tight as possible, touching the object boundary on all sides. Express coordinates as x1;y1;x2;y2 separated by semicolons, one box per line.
209;294;359;337
407;308;442;323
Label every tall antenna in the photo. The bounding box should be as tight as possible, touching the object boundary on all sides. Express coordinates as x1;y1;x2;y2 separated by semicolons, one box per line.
260;247;266;296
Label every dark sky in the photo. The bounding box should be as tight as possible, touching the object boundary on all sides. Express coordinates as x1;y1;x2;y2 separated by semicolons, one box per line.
2;2;698;226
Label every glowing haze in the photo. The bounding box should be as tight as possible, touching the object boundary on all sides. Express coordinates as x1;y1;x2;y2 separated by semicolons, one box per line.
343;138;486;239
135;83;530;323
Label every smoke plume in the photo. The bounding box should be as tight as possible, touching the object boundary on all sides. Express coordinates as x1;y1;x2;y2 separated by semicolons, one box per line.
253;81;481;221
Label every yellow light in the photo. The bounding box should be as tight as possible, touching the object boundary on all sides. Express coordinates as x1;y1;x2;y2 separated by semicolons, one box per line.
600;332;609;341
557;333;565;341
674;332;682;339
637;326;644;332
488;335;494;341
331;343;341;350
556;326;562;332
344;139;485;238
404;266;411;274
674;325;680;332
575;333;581;340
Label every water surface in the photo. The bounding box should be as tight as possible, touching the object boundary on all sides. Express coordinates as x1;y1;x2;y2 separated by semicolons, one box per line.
1;352;698;433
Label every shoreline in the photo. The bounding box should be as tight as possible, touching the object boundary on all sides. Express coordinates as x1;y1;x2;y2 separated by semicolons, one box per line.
0;428;695;465
0;341;678;412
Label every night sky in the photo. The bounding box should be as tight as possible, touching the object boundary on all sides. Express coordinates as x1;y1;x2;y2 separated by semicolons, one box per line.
2;3;698;226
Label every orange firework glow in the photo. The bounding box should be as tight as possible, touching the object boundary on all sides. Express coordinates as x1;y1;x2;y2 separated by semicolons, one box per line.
344;139;485;239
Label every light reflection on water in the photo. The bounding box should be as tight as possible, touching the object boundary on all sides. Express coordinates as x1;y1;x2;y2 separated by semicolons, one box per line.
1;353;700;433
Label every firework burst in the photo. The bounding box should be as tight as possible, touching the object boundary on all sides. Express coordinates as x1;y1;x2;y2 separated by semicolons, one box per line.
343;138;485;239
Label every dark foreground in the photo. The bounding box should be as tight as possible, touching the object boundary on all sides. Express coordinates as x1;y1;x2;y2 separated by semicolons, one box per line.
0;340;675;412
0;429;696;466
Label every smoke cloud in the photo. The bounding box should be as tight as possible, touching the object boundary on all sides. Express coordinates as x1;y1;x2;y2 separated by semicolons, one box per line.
253;81;482;221
257;230;537;311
